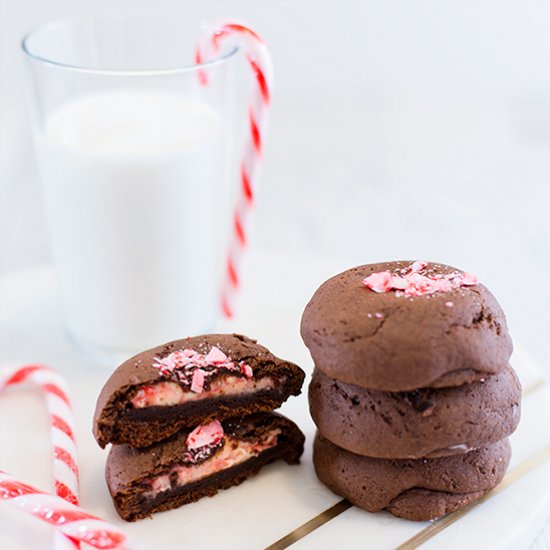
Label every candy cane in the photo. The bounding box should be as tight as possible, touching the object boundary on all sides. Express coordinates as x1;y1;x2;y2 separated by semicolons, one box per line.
0;471;129;549
0;365;80;549
196;21;273;319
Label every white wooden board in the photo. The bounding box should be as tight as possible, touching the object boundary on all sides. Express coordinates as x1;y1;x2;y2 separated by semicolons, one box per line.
0;257;549;549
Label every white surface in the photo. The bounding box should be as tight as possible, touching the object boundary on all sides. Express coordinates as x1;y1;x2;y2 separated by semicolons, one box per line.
0;259;549;550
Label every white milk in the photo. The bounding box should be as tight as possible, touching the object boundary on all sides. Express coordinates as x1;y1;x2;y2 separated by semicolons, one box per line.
37;91;226;361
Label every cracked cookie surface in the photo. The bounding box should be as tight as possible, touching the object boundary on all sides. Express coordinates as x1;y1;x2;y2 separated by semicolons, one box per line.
300;261;513;391
309;366;521;458
313;433;510;521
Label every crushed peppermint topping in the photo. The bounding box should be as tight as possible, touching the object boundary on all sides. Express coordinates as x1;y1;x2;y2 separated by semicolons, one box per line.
154;346;253;394
362;261;478;298
183;420;225;464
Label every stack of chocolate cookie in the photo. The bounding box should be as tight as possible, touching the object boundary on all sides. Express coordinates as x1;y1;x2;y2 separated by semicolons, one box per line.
93;333;305;521
301;261;521;521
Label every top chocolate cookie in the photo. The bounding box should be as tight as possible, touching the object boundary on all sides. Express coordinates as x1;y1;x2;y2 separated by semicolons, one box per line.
300;261;512;391
94;333;305;448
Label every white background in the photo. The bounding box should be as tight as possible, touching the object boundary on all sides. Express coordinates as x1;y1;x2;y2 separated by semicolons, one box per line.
2;0;550;371
1;1;549;546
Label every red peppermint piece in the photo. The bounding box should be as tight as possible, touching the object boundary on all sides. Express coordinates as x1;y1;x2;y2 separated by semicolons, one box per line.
205;346;228;364
406;273;434;294
362;271;392;293
461;272;479;286
240;363;253;378
191;369;205;393
411;260;428;272
434;278;454;293
390;276;409;290
186;420;224;450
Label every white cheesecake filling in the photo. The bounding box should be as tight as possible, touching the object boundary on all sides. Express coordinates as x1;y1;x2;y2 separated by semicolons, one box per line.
143;429;281;499
131;375;277;408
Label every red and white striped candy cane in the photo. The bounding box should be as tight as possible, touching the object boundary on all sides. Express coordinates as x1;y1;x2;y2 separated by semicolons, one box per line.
196;21;273;319
0;471;129;549
0;364;79;549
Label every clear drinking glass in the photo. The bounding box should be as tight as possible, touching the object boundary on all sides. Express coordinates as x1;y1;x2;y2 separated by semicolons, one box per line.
22;18;240;365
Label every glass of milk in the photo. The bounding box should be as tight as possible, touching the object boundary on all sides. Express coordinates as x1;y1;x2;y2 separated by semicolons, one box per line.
22;18;243;365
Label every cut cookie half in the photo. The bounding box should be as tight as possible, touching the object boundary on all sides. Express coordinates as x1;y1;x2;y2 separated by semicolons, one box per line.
93;334;305;448
106;412;305;521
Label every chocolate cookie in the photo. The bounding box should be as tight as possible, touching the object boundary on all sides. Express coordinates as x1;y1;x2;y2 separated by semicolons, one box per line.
309;365;521;458
107;412;305;521
301;261;512;391
313;433;510;521
94;334;305;448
